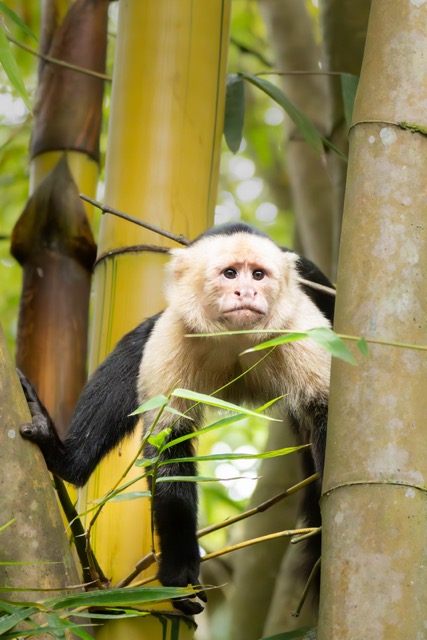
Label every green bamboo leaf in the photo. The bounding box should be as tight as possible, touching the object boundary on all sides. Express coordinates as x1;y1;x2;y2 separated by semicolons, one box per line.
107;491;151;502
242;332;308;353
0;3;37;41
156;475;248;483
129;394;169;416
172;388;279;420
307;327;356;365
262;627;312;640
341;73;359;130
241;73;346;160
0;25;31;111
135;456;157;468
241;73;322;152
0;607;40;635
47;586;202;609
147;427;171;449
224;74;245;153
165;406;194;420
161;413;247;451
357;337;369;357
0;518;15;532
159;445;306;466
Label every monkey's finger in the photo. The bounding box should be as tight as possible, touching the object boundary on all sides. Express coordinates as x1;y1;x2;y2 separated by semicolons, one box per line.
172;596;204;616
194;583;207;603
17;369;39;402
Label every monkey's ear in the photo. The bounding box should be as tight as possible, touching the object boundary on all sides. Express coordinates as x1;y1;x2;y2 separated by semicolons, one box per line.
167;247;190;280
279;250;299;285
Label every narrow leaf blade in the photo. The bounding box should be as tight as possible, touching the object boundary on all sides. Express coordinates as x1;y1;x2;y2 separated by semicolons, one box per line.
224;74;245;153
307;327;356;365
341;73;359;130
0;25;31;111
171;388;278;420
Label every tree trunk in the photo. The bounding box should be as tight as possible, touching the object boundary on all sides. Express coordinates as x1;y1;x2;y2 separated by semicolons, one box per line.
259;0;334;278
11;0;107;436
319;1;427;637
0;326;81;640
319;0;371;277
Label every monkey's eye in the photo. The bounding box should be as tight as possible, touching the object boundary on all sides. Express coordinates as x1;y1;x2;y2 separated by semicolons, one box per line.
223;268;238;279
252;269;265;281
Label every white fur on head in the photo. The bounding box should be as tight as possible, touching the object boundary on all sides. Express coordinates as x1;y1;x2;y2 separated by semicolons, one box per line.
164;232;303;333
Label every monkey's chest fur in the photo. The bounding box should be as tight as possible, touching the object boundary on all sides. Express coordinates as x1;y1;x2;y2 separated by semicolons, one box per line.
138;315;330;432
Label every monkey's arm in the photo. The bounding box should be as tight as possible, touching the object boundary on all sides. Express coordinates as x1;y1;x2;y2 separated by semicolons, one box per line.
19;315;161;486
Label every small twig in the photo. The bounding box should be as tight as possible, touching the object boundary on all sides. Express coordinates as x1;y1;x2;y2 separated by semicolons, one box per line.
114;552;156;589
53;477;108;587
292;556;321;618
115;474;319;588
256;70;346;77
291;526;322;544
7;35;111;82
340;333;427;353
198;473;319;538
298;277;336;297
126;530;318;588
79;194;190;246
201;527;318;563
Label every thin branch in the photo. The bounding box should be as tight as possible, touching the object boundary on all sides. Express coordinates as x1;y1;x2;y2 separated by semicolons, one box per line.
256;70;346;77
292;556;321;618
201;527;319;562
340;333;427;353
79;194;190;246
291;526;322;544
77;198;336;298
115;474;319;588
197;473;319;538
7;35;111;82
53;477;108;587
128;527;319;589
298;277;336;297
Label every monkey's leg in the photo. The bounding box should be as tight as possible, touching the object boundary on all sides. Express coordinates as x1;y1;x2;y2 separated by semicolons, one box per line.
145;420;207;615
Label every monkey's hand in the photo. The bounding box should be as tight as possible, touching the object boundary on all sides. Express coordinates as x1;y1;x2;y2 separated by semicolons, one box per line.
159;555;207;616
18;370;63;465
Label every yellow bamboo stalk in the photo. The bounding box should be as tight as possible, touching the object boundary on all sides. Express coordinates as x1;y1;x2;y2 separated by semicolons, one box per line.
79;1;230;636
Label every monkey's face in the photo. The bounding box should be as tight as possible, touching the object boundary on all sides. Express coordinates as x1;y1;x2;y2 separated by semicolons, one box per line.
167;233;299;333
211;260;276;328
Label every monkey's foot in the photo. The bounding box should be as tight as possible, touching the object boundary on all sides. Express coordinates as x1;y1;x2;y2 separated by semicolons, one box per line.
159;561;207;615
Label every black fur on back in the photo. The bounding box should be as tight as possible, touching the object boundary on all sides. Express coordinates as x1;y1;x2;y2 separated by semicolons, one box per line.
60;313;161;485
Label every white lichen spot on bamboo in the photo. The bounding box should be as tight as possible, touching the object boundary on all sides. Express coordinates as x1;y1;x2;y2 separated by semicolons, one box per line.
368;135;376;144
334;511;344;524
347;554;404;631
410;0;427;6
7;429;16;438
401;350;422;374
379;127;397;146
405;488;416;498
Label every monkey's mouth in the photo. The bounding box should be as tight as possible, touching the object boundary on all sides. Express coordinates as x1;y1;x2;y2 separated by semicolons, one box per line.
222;306;264;316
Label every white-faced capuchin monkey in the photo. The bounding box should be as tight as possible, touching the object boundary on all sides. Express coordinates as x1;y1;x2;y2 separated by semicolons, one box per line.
19;222;334;615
